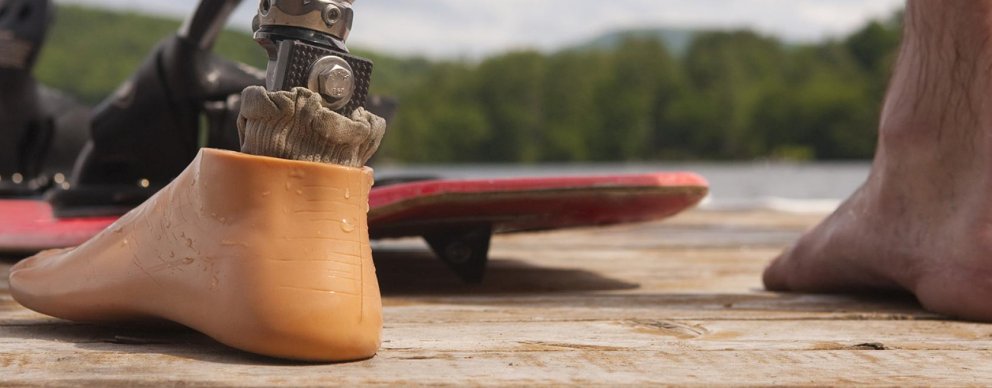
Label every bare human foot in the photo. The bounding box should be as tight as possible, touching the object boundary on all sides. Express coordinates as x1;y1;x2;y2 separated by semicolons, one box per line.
9;148;382;362
764;1;992;322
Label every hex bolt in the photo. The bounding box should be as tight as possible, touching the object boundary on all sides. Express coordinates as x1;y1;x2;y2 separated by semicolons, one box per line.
319;64;353;99
307;55;355;110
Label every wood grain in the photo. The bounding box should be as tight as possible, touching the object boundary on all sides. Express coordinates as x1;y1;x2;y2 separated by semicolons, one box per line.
3;209;991;386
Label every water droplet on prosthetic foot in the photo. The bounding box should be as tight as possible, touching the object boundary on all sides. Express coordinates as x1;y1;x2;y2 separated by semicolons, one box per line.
340;218;356;233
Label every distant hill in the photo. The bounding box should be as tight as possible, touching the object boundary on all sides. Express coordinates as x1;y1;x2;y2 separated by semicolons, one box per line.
574;28;700;56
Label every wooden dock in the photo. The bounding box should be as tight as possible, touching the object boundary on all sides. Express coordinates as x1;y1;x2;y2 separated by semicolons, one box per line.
3;209;992;386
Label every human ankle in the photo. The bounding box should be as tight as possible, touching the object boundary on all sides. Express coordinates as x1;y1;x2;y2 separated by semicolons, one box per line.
876;1;992;150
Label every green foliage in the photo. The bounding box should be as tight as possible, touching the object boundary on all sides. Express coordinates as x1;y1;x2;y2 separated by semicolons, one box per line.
31;5;904;162
380;19;902;162
34;5;265;104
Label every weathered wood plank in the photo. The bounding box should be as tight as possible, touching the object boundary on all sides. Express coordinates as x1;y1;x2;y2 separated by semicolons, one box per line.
3;210;991;386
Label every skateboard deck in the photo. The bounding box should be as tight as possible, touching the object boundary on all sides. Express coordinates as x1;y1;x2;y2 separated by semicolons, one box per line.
369;174;707;238
0;173;708;280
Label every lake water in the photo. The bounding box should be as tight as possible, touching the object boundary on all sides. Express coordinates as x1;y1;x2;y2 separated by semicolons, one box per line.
374;161;873;213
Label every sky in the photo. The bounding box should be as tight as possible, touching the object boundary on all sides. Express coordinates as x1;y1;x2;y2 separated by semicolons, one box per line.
57;0;904;59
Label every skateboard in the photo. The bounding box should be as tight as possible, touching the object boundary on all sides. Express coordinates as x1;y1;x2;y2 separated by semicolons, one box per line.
368;173;707;281
0;173;707;281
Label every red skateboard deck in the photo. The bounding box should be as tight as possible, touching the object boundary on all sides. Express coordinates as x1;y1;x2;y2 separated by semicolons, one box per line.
0;200;119;254
0;173;708;280
368;173;708;238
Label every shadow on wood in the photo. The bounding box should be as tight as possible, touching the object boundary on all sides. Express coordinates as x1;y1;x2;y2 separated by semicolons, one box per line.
373;248;640;295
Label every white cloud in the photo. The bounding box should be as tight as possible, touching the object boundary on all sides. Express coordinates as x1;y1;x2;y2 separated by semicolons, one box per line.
56;0;904;59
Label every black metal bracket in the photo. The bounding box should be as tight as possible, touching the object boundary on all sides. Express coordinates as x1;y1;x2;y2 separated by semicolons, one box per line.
47;0;261;216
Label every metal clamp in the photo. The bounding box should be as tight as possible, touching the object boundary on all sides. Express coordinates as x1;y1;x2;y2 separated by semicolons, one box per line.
257;0;354;43
253;0;371;114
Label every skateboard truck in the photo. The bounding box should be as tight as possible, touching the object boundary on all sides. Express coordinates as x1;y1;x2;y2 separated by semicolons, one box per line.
424;225;493;283
252;0;372;115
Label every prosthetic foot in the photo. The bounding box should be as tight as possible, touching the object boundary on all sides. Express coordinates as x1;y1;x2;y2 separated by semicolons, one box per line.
10;85;386;362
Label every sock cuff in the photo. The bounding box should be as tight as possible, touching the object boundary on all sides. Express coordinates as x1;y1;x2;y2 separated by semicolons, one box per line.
236;86;386;168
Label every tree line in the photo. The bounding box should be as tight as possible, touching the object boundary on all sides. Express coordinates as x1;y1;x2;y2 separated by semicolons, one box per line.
376;16;902;162
35;6;903;163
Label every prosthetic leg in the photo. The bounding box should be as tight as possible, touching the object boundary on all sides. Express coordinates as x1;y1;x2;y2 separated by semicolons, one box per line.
10;0;386;362
252;0;372;116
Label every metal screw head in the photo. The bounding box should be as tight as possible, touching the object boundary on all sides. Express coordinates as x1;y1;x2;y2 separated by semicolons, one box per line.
323;4;341;27
307;55;355;110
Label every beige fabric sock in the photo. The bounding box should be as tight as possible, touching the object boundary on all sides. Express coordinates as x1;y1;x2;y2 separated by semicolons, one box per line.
237;86;386;167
